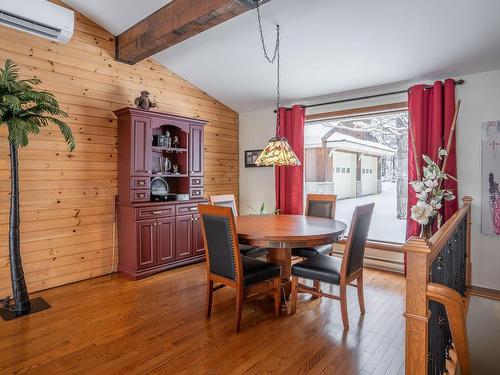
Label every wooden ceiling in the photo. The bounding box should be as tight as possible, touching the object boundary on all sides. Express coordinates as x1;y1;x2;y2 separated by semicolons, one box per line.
116;0;271;64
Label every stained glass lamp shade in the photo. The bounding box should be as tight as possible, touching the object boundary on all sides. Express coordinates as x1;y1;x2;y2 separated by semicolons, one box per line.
255;136;301;167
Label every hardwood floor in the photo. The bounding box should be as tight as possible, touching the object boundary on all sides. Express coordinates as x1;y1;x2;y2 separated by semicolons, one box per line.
1;264;405;374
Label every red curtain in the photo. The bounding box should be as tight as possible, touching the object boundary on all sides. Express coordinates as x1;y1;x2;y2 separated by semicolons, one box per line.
406;79;458;238
275;105;305;215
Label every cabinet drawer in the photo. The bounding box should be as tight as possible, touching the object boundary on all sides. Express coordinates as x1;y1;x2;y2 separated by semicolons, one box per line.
131;190;150;202
190;177;203;187
176;203;200;215
136;206;175;220
189;188;203;199
131;177;150;189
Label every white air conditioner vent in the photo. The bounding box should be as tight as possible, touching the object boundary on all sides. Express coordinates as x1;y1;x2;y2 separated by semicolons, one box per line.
0;0;74;43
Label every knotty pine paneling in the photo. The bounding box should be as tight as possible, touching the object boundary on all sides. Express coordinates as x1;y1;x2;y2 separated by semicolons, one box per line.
0;2;239;297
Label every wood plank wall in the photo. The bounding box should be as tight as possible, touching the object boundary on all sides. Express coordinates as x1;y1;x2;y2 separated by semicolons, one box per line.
0;3;239;297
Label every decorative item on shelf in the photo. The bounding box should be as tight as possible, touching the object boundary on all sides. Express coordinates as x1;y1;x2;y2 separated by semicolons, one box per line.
172;163;179;174
251;1;301;167
172;135;179;148
154;156;172;174
150;177;170;199
0;60;75;320
165;130;172;148
134;90;158;110
409;149;456;239
163;157;172;173
153;134;167;147
153;157;161;174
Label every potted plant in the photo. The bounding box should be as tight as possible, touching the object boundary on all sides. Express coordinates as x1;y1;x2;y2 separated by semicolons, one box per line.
247;202;280;215
0;60;75;320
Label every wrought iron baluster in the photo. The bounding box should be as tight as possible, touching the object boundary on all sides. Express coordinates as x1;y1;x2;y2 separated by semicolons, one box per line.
428;215;468;375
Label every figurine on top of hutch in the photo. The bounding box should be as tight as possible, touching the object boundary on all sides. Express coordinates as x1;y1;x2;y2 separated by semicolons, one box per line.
115;106;207;280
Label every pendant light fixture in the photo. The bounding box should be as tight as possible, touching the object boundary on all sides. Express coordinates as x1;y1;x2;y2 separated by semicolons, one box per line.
253;1;301;167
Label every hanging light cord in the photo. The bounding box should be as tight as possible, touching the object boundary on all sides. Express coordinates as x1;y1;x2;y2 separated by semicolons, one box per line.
255;0;281;136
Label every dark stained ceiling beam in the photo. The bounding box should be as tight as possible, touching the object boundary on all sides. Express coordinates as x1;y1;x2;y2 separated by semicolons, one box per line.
115;0;271;64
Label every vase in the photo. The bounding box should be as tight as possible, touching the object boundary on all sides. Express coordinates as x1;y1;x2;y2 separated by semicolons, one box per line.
420;216;435;239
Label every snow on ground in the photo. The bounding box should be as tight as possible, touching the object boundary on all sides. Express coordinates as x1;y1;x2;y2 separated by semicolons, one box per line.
334;181;406;243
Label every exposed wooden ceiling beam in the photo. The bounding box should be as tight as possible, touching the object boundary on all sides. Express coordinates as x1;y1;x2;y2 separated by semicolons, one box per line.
115;0;271;64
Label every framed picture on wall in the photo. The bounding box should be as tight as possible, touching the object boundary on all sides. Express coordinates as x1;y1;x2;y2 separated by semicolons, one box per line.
245;150;268;167
481;121;500;235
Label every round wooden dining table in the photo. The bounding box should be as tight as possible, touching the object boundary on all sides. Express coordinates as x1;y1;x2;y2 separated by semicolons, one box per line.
235;214;347;314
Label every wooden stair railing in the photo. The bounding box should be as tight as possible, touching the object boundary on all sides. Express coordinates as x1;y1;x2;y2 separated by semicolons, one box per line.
403;196;472;375
427;283;470;375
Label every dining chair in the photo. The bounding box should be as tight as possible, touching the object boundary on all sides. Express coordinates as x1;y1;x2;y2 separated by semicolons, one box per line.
198;204;281;333
209;194;269;258
290;203;375;330
292;194;338;258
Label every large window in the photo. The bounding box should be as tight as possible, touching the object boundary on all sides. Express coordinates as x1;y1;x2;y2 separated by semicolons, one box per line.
304;109;409;243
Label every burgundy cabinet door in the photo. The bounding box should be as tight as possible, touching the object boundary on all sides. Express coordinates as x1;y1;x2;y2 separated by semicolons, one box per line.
176;215;193;260
132;116;152;175
136;219;157;269
157;217;175;264
192;214;205;256
189;124;204;176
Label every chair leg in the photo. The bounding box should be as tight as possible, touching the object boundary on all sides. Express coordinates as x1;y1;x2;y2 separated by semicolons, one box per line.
291;276;298;315
206;279;214;319
314;280;321;293
235;289;244;333
274;278;281;316
357;274;365;314
340;283;349;330
311;279;321;299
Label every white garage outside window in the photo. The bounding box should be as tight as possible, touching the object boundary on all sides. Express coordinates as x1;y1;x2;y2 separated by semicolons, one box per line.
304;108;409;244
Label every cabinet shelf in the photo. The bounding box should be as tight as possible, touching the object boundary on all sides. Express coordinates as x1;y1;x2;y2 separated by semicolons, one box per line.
151;173;189;178
152;146;187;153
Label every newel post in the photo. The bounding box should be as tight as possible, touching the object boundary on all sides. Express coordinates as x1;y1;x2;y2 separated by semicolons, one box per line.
403;236;432;375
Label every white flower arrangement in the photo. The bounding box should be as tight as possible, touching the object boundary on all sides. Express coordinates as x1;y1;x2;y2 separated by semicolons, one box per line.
410;148;456;226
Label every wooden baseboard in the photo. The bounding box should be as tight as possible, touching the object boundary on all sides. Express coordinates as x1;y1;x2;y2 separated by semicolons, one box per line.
118;256;205;280
469;285;500;301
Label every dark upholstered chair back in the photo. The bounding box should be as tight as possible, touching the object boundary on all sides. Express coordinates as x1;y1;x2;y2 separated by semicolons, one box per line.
209;194;238;217
305;194;337;219
198;204;241;282
342;203;374;277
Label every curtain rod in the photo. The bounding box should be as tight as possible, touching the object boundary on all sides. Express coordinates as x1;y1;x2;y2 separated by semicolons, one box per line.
301;79;465;110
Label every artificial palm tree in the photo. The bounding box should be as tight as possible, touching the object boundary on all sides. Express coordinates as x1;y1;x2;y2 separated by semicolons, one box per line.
0;59;75;317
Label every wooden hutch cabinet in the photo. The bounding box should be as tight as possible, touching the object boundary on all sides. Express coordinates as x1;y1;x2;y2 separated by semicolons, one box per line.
115;107;208;280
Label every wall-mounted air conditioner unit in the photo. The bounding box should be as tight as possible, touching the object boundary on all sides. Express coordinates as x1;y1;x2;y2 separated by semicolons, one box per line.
0;0;74;43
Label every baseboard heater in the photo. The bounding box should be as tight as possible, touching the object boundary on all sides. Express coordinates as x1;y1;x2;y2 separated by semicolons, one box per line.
331;250;405;273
